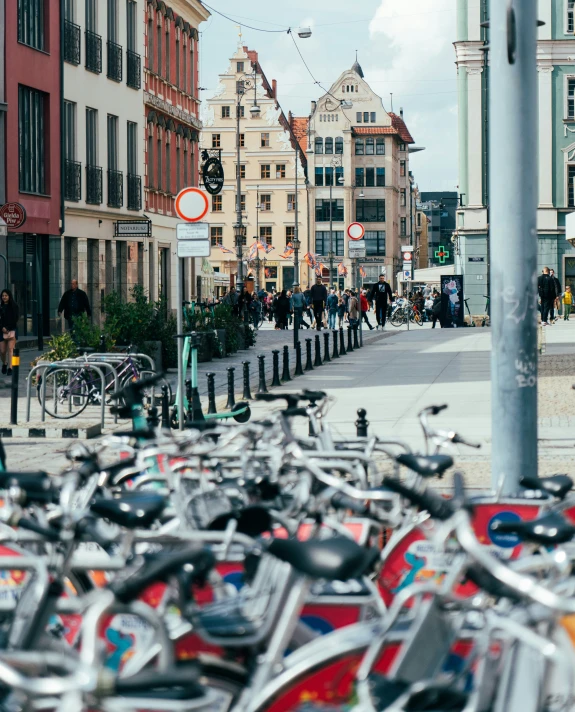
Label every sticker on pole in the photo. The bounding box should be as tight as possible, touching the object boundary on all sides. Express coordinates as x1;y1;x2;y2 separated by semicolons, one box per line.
174;188;209;223
347;222;365;241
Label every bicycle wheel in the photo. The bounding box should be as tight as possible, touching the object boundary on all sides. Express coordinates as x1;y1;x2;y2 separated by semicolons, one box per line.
37;367;91;419
390;309;405;327
130;370;173;408
411;311;423;326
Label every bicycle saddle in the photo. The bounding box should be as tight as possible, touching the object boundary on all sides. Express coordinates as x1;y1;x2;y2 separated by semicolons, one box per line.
114;669;205;700
267;535;378;581
520;474;573;500
396;454;454;479
90;492;166;529
0;472;57;504
492;511;575;546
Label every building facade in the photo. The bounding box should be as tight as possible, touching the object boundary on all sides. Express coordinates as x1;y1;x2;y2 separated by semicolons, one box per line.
1;0;61;339
306;61;415;289
418;191;457;268
201;45;307;293
144;0;209;307
455;0;575;314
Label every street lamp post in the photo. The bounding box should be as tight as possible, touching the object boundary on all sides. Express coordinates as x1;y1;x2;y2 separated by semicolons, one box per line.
328;156;342;288
294;143;299;287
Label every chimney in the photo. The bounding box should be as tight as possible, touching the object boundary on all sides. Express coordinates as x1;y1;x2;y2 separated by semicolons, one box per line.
400;107;404;119
272;79;277;98
311;100;317;113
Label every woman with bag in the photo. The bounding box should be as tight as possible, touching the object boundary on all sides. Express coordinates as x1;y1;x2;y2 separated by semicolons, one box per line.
0;290;19;376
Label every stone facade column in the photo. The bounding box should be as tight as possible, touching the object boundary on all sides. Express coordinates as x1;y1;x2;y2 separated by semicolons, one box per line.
466;67;483;207
538;65;554;208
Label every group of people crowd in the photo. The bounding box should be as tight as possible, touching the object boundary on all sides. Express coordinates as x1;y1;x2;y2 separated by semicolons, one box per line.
537;267;573;324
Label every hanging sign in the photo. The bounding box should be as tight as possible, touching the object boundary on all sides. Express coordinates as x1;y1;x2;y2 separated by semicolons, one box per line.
0;202;26;229
202;156;224;196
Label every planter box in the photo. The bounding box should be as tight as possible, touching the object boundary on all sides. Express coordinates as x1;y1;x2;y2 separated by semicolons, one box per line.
143;341;162;372
215;329;227;357
196;332;213;363
236;325;247;350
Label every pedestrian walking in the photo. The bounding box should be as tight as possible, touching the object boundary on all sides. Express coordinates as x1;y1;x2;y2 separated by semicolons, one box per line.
563;286;573;321
538;267;557;326
349;290;359;327
0;289;19;376
274;290;291;330
369;274;393;329
337;297;346;328
57;279;91;331
310;278;328;331
424;293;434;322
360;290;374;330
326;288;338;330
431;290;442;329
550;269;562;322
291;286;311;329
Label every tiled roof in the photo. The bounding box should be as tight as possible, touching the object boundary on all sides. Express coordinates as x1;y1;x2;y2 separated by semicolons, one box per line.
243;46;258;66
290;116;309;153
388;112;415;144
353;127;398;135
353;113;414;144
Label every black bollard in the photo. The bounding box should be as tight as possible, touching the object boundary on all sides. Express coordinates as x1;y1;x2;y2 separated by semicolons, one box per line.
314;334;322;367
323;332;331;363
353;323;360;349
98;333;107;351
161;385;170;429
207;372;217;414
332;330;339;359
347;326;354;352
339;327;346;355
9;348;19;425
185;379;205;423
282;345;292;382
294;341;304;376
356;408;369;437
257;354;268;394
242;361;253;400
225;367;236;409
271;350;281;387
147;406;160;429
304;338;314;371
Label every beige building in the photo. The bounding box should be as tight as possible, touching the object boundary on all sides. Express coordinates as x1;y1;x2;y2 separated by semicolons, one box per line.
302;60;415;289
200;45;307;292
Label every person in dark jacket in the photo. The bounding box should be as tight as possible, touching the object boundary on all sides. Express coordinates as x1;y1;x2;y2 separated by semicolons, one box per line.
275;290;291;330
0;290;19;375
58;279;91;331
538;267;557;326
369;274;393;329
549;268;562;322
309;278;328;330
431;291;442;328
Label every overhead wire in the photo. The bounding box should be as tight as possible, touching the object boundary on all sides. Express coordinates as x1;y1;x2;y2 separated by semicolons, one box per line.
201;2;290;33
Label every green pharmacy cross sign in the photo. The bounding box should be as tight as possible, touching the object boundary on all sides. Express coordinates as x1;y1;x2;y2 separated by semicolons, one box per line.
434;245;450;264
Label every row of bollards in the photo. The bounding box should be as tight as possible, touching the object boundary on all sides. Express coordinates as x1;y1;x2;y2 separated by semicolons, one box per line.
194;324;366;425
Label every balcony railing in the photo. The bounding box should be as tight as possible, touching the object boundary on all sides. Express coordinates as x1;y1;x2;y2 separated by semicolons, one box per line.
85;30;102;74
86;165;102;205
127;174;142;211
107;169;123;208
107;41;123;82
64;20;81;65
64;160;81;202
127;50;141;90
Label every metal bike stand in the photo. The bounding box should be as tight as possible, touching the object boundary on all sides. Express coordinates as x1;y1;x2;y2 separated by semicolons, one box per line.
73;359;120;424
46;360;108;428
87;352;156;372
26;363;51;422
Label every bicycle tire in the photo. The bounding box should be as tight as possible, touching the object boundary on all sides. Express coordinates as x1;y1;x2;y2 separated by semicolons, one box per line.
390;310;404;327
413;312;423;326
36;367;91;419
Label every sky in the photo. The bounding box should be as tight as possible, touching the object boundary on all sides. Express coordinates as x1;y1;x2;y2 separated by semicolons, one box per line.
198;0;459;193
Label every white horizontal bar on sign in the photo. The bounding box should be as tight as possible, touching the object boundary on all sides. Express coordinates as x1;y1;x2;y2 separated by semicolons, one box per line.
176;222;209;240
177;240;211;258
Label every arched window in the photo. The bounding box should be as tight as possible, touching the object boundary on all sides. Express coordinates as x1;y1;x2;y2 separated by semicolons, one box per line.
325;137;333;154
335;137;343;154
315;137;323;154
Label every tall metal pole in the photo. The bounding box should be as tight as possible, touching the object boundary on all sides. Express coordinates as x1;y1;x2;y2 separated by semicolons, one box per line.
329;180;333;287
176;261;184;431
235;87;244;287
490;0;538;493
294;144;299;287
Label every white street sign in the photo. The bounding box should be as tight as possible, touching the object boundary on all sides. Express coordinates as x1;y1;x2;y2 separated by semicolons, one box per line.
177;240;211;258
348;241;366;258
403;270;411;280
177;222;209;240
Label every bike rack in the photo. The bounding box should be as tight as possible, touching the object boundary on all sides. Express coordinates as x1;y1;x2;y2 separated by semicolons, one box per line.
72;359;120;425
86;352;156;373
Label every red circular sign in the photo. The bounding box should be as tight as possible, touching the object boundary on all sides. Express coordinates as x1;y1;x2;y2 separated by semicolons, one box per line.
402;251;413;261
174;188;209;223
0;203;26;229
347;222;365;241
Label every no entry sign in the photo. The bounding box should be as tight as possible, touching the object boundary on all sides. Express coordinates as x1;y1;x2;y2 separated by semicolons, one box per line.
347;222;365;241
174;188;209;222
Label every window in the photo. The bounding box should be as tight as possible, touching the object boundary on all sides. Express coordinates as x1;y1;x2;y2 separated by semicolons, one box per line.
315;137;323;154
176;145;181;193
399;142;406;151
315;231;344;255
400;189;406;206
276;164;286;179
127;121;137;175
286;226;295;244
260;194;271;211
325;137;334;154
107;0;118;42
260;226;272;245
376;167;385;187
365;231;385;256
315;199;344;222
86;0;96;31
147;16;154;70
315;167;323;187
238;105;245;118
366;137;374;155
261;133;270;147
165;26;170;82
336;165;344;186
18;0;45;50
568;78;575;119
355;139;364;155
176;38;180;86
363;112;369;123
355;168;364;187
221;105;230;118
376;137;385;155
261;164;270;179
165;139;171;194
240;194;246;211
19;86;46;194
189;41;194;94
127;0;136;51
182;37;186;88
147;134;154;188
212;133;221;148
211;227;223;246
287;193;295;211
366;168;375;187
569;0;575;33
325;166;333;187
63;101;76;162
356;112;362;123
239;133;245;147
107;114;118;169
86;107;98;166
237;61;244;72
335;137;343;154
183;142;188;187
157;22;162;75
237;164;245;179
356;199;385;222
212;195;222;212
400;217;407;236
400;160;406;177
568;164;575;207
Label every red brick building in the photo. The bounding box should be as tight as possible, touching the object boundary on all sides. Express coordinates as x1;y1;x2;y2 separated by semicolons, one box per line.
143;0;209;306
